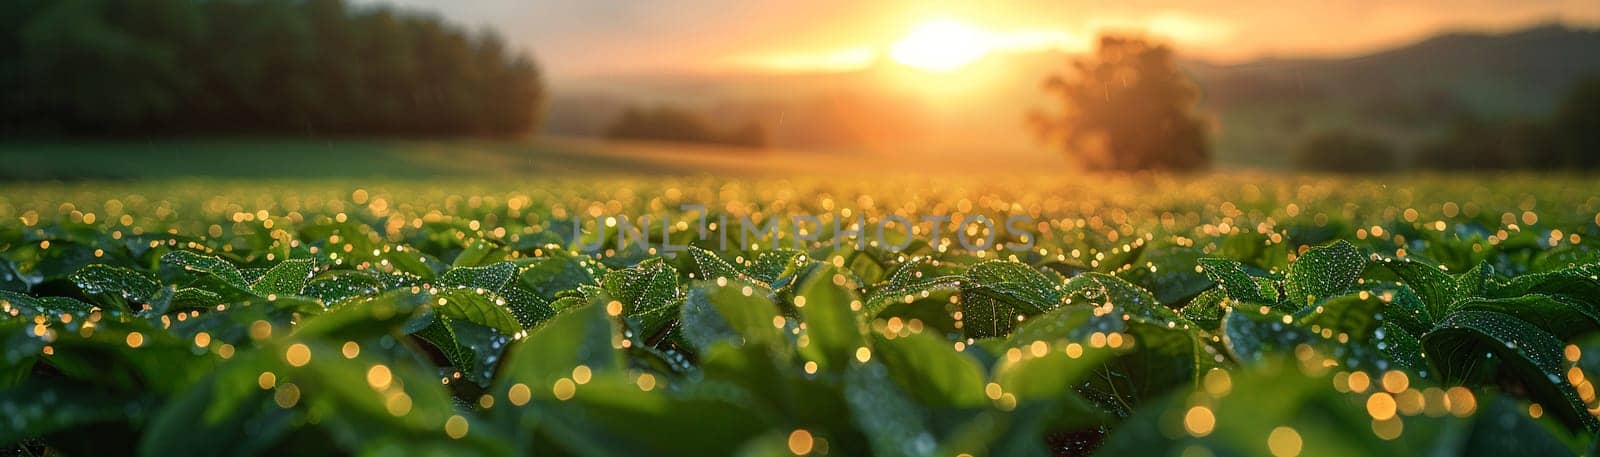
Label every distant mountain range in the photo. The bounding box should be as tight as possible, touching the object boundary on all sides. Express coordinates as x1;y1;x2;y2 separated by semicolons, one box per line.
1193;23;1600;115
542;23;1600;167
1187;23;1600;164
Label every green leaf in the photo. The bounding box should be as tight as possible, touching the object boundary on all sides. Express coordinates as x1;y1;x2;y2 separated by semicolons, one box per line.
1493;263;1600;303
1098;361;1406;457
992;342;1110;406
1422;310;1599;431
1223;307;1388;372
1454;261;1496;298
385;245;439;280
251;258;315;297
1284;240;1365;309
497;298;621;386
865;257;962;318
679;279;785;354
844;250;889;285
1119;245;1212;305
161;250;254;300
963;260;1063;315
531;377;773;456
741;249;806;286
958;291;1020;339
0;290;95;316
1198;257;1273;303
293;288;431;339
1294;291;1385;342
870;332;986;408
413;314;508;385
19;318;206;394
600;258;682;338
497;284;556;329
1454;294;1600;340
1366;281;1434;336
517;253;603;301
452;238;507;267
1381;256;1463;319
1216;307;1289;363
843;361;938;457
303;270;384;304
162;250;249;289
170;287;223;311
1378;321;1425;371
1008;303;1099;344
1180;287;1227;331
441;261;555;329
431;287;522;335
1078;319;1202;418
687;246;747;283
796;265;868;371
260;339;476;450
679;288;738;353
1063;272;1190;328
138;371;296;457
70;263;159;309
440;261;517;291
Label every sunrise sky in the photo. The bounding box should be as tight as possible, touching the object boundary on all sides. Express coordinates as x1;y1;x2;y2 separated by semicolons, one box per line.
368;0;1600;80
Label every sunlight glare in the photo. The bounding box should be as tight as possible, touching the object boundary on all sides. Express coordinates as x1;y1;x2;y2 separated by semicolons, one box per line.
890;19;990;72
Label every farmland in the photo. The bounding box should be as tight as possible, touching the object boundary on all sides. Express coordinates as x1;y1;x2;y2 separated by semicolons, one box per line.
3;171;1600;456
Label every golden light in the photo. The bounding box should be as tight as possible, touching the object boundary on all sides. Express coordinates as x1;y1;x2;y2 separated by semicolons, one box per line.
508;383;532;406
1184;406;1215;436
890;19;990;72
445;415;470;439
788;429;814;455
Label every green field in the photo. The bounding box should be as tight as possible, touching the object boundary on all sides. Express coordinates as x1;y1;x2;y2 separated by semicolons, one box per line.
0;138;772;180
0;137;1080;181
3;172;1600;456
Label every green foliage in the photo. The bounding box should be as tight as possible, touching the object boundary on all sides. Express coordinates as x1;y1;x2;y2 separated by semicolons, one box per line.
2;177;1600;455
0;0;544;136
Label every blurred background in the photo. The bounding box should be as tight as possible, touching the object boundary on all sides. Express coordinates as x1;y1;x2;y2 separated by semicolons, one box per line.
1;0;1598;178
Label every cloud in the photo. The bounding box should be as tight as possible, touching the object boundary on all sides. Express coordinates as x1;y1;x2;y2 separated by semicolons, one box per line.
361;0;1600;76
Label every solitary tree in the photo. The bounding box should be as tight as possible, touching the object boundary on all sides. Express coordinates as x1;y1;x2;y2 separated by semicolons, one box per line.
1032;35;1210;171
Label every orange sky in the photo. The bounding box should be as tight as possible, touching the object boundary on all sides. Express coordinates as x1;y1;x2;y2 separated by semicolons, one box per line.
370;0;1600;79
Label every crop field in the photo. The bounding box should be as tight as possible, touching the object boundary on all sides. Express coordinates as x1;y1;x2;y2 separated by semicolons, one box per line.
3;174;1600;456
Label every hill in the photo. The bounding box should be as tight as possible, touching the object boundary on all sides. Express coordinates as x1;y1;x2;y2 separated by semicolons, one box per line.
1188;23;1600;165
539;23;1600;168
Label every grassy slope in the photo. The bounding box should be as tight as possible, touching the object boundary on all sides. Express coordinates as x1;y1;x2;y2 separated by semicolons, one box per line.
0;137;771;180
0;136;1069;180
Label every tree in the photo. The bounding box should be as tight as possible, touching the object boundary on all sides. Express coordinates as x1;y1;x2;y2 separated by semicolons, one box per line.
1032;35;1210;171
1412;117;1551;170
605;105;766;148
0;0;544;137
1409;78;1600;171
1292;130;1398;173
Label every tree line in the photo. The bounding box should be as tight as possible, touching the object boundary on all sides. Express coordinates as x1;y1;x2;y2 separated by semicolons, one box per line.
0;0;544;137
605;106;766;148
1293;78;1600;172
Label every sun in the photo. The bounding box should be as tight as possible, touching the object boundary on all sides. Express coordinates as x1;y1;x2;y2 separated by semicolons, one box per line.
890;19;991;72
